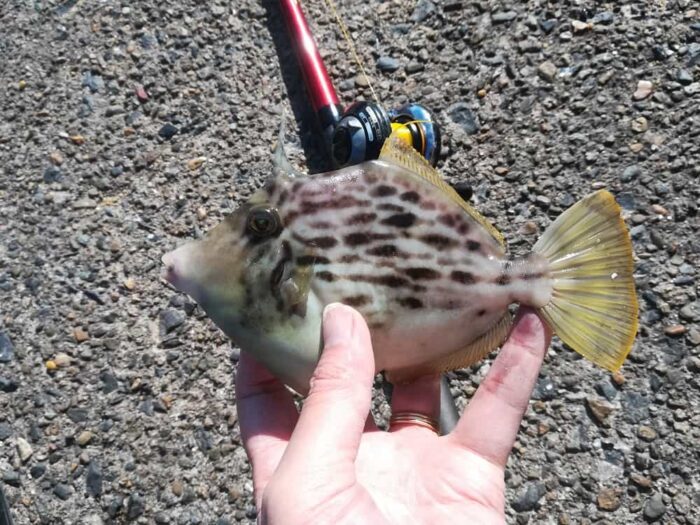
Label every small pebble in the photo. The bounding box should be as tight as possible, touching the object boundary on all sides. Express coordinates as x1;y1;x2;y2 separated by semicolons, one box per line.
643;493;666;521
354;74;370;88
376;56;400;73
16;437;33;462
631;116;648;133
0;376;18;393
0;332;14;363
54;353;71;367
538;61;557;82
405;61;424;74
0;423;13;441
53;483;74;501
587;397;614;425
74;328;89;343
491;11;517;24
650;204;669;215
158;123;178;139
571;20;591;33
664;324;686;336
86;461;103;497
77;431;94;446
135;85;149;102
630;473;652;488
633;80;653;100
637;425;658;441
511;482;546;512
187;157;207;171
597;487;622;511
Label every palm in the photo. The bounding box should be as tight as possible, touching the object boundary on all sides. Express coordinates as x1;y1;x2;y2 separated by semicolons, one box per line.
235;306;550;525
353;431;505;523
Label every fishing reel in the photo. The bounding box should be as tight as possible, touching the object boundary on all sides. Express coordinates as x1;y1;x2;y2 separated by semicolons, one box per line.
330;101;441;168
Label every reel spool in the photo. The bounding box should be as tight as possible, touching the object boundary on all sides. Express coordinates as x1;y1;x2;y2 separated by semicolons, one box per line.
330;101;441;168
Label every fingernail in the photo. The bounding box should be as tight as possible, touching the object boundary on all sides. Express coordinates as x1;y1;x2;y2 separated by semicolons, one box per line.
322;303;355;350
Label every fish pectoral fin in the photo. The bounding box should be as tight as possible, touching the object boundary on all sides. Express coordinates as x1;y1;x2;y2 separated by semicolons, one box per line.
280;266;312;318
385;313;513;385
378;131;505;248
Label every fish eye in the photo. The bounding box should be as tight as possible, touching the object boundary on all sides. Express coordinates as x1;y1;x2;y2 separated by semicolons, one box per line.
246;206;281;238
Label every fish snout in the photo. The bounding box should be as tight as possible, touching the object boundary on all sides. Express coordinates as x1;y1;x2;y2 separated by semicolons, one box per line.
161;250;179;286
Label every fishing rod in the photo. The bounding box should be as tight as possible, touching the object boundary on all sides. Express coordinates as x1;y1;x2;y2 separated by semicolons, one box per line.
278;0;458;434
279;0;442;170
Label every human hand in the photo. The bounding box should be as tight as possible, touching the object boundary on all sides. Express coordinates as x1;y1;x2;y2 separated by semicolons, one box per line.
235;303;552;525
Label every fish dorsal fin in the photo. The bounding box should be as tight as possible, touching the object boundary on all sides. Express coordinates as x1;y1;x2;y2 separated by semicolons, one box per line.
385;313;513;384
378;132;505;248
273;116;304;179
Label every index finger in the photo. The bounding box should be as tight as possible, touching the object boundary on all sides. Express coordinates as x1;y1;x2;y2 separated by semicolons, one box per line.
449;308;551;467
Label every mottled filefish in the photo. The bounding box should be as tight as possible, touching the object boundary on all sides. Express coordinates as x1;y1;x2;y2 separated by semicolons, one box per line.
162;124;638;394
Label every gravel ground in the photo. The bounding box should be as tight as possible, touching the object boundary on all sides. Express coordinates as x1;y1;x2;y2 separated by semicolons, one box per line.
1;0;699;523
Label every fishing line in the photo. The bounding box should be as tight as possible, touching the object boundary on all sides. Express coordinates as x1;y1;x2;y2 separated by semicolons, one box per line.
320;0;381;106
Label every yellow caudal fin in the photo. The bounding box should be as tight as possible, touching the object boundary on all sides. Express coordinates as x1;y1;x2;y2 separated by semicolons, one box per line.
533;190;638;372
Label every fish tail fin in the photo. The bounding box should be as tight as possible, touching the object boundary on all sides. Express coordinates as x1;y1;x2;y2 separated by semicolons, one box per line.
532;190;638;372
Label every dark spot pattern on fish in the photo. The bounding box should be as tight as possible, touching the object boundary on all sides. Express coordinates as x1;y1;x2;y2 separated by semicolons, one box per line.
371;185;397;197
405;267;441;280
316;271;337;282
451;270;475;285
400;191;420;203
466;240;481;252
296;255;331;266
363;171;378;184
344;232;393;246
265;180;277;196
347;274;409;288
342;295;372;307
377;203;405;213
381;213;416;228
521;272;545;281
496;274;511;286
420;201;437;211
300;196;370;214
283;210;300;226
367;244;399;257
308;221;334;229
477;309;487;317
292;234;337;249
348;212;377;225
438;215;456;227
340;254;361;263
399;297;423;309
420;234;459;249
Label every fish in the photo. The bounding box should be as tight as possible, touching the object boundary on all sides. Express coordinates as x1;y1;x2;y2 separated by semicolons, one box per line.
162;123;638;395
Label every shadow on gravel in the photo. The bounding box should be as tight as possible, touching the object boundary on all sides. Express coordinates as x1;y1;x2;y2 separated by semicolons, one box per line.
262;0;332;174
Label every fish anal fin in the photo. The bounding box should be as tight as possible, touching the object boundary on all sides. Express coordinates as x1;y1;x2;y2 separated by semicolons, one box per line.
378;132;505;248
385;313;513;385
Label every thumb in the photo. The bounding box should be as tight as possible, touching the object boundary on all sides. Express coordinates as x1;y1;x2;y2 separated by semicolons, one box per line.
276;303;375;474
